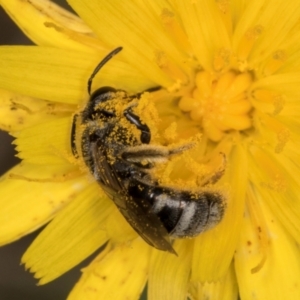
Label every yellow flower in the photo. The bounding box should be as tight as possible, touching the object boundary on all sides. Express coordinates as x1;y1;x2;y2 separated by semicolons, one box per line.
1;0;300;299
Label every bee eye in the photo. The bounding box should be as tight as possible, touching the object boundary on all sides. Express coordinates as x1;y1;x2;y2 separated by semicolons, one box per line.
90;86;117;103
89;87;118;117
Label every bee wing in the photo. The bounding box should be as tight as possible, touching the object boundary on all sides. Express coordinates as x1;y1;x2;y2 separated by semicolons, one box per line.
92;143;176;254
90;142;125;208
119;192;177;255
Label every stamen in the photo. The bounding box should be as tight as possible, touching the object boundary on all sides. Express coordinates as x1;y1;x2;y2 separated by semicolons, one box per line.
195;72;214;98
211;71;235;98
237;25;264;63
216;0;232;35
262;50;287;76
257;112;290;153
178;96;199;112
252;89;286;115
161;8;192;54
223;73;252;100
250;146;287;192
163;122;178;142
155;50;189;84
203;119;224;141
272;94;286;116
178;70;253;142
221;114;252;130
197;153;226;186
213;48;231;72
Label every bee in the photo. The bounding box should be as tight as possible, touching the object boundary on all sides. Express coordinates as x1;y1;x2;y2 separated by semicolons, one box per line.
71;47;226;254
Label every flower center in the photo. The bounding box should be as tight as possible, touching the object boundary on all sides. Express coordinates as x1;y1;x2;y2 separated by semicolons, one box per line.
178;71;253;141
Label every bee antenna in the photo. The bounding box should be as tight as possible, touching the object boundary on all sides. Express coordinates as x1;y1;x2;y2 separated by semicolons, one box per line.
87;46;123;95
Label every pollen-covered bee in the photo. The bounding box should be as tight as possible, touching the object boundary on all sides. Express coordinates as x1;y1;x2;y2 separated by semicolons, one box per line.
71;47;226;254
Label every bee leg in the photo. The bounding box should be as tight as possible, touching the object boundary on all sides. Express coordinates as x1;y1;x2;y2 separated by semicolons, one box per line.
71;114;79;158
121;144;193;166
123;107;151;144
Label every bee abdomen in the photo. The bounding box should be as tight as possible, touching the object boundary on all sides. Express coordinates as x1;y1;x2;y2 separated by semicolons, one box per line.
152;189;225;238
129;179;225;238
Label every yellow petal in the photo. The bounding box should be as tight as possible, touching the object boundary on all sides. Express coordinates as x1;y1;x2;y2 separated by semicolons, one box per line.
235;187;300;299
233;0;300;71
250;1;300;65
173;0;231;71
191;144;247;281
105;208;137;244
148;239;193;300
252;73;300;98
22;182;113;284
1;0;103;53
0;46;152;104
12;116;72;165
190;264;238;300
0;162;87;245
68;0;181;87
278;49;300;74
0;88;73;131
233;0;270;60
68;239;150;300
249;145;300;246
